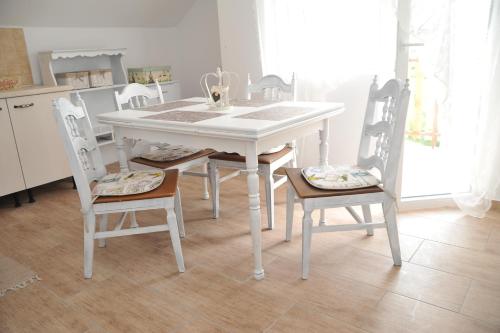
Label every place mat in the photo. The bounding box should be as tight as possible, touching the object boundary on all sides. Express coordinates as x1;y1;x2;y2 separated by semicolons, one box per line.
234;106;314;121
0;256;41;297
136;100;204;112
230;99;278;107
142;110;224;123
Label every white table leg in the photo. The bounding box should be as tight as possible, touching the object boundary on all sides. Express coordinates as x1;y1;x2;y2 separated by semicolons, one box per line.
245;142;264;280
319;119;330;168
319;119;330;226
114;127;130;173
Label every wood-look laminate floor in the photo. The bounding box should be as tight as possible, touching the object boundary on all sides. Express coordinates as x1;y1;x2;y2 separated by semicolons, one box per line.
1;169;500;332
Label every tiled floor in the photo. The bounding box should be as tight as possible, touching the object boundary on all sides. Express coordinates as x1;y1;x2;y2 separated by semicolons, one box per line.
0;170;499;332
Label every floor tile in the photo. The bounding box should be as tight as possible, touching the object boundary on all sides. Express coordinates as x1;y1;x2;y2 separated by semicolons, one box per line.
411;240;500;285
267;301;369;333
461;280;500;326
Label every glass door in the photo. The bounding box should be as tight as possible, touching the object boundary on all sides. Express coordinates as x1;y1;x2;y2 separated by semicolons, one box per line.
396;0;491;199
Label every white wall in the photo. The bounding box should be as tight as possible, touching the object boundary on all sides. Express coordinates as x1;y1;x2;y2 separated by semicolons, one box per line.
18;27;180;86
177;0;221;98
0;0;195;28
217;0;262;99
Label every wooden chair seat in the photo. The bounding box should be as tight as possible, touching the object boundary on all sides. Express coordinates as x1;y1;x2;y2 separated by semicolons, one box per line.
209;147;293;165
131;149;216;169
94;169;179;204
285;168;383;199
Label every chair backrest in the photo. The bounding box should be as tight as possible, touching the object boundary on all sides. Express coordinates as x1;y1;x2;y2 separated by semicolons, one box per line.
53;96;107;211
357;76;411;196
246;73;296;101
114;81;164;111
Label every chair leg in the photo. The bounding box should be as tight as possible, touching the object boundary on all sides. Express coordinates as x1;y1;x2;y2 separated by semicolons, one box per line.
208;161;220;219
383;198;402;266
175;187;185;238
264;169;275;230
285;185;295;241
319;209;326;226
83;213;96;279
98;214;108;248
130;211;139;228
302;209;313;279
166;207;185;272
362;204;374;236
202;162;210;200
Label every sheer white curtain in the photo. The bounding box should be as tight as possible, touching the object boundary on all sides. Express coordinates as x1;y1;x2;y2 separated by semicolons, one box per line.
450;0;500;217
406;0;493;215
257;0;397;100
256;0;397;167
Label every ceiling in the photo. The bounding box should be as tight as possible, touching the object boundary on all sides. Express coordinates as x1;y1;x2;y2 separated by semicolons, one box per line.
0;0;197;27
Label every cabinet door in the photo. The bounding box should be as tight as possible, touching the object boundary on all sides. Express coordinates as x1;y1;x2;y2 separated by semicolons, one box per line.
0;99;26;196
7;92;72;188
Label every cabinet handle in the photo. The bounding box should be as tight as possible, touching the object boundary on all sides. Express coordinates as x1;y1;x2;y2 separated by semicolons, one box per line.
14;103;34;109
0;107;2;111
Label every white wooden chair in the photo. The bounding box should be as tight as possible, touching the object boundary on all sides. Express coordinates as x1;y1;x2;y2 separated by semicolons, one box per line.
53;97;185;279
208;73;297;229
285;77;410;279
114;82;213;201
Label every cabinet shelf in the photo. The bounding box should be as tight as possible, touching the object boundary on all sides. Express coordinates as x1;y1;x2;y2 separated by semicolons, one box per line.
70;84;126;94
39;48;128;87
68;80;180;94
47;48;126;60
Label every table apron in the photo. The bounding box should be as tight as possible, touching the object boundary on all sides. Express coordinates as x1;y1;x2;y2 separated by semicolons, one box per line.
112;118;325;156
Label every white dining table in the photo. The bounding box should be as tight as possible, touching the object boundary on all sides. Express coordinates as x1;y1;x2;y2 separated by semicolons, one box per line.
96;97;345;280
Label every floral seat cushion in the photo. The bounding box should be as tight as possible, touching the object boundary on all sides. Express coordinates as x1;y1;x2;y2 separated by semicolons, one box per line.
140;144;201;162
92;170;165;196
301;166;380;190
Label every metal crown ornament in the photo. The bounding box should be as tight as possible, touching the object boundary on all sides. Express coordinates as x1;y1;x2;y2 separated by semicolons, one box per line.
200;67;239;111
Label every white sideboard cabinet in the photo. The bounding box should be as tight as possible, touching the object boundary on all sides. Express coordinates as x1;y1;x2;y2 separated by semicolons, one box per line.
0;86;73;204
0;99;25;197
38;48;181;155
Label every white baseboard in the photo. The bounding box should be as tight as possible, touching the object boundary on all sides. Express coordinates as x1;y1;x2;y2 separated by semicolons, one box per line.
399;194;457;212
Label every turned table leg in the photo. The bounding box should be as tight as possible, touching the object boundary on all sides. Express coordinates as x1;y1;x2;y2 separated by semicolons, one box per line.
318;119;330;226
245;142;264;280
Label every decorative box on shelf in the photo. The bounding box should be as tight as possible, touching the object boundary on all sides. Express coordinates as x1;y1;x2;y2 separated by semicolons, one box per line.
128;66;171;84
89;69;113;87
55;71;90;89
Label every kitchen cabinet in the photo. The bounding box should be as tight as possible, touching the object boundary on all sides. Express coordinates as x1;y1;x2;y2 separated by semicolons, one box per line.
0;86;72;200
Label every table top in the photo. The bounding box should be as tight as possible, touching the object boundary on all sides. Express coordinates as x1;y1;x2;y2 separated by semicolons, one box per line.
97;98;344;139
